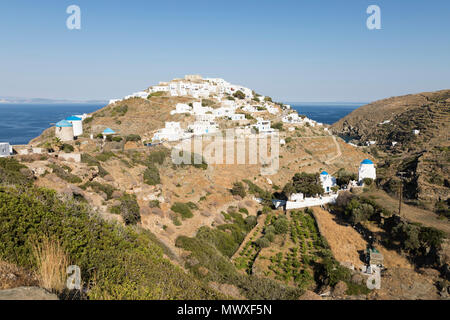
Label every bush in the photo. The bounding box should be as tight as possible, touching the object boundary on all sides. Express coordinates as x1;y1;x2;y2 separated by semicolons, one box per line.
113;194;141;225
363;178;373;186
48;164;82;184
112;105;128;117
271;122;283;130
80;181;116;200
61;144;74;153
233;90;246;99
273;216;289;234
255;237;270;248
171;202;194;219
81;153;109;177
126;134;141;142
231;182;247;198
149;200;160;208
112;136;123;142
0;158;31;186
95;151;115;162
143;164;160;185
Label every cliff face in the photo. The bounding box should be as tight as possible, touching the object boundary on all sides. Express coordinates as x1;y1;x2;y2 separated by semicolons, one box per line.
332;90;450;214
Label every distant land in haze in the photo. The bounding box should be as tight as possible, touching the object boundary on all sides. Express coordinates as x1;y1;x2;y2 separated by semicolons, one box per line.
0;96;108;105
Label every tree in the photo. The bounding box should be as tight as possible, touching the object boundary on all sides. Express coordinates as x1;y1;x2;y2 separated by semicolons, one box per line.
336;169;357;187
282;182;296;199
290;172;324;197
230;182;247;198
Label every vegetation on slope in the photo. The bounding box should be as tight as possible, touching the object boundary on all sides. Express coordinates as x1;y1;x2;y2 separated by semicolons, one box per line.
0;158;220;299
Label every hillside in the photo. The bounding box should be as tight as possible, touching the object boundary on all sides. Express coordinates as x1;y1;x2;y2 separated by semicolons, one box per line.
5;77;448;300
332;90;450;217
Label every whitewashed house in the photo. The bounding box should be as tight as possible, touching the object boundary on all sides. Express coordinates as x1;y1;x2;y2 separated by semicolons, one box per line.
320;171;337;193
230;114;246;121
0;143;12;157
267;106;279;114
188;121;219;136
171;103;192;115
152;122;186;142
254;118;272;133
124;91;148;100
358;159;376;183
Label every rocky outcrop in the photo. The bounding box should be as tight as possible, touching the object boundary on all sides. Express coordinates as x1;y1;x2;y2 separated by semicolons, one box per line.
0;287;58;300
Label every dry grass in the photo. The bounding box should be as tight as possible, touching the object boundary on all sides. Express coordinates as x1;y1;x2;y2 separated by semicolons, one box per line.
31;236;69;293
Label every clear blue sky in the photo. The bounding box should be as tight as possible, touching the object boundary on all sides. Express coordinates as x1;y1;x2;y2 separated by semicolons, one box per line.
0;0;449;102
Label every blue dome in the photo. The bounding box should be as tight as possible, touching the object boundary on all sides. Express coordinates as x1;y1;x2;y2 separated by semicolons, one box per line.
55;120;73;127
320;171;329;175
102;128;116;134
361;159;374;165
66;116;82;121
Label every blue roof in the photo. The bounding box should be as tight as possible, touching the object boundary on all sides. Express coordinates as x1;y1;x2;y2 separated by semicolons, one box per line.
361;159;374;165
102;128;115;134
55;120;73;127
66;116;82;121
320;171;329;175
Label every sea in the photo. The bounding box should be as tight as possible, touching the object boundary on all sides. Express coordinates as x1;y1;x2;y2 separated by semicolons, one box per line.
0;103;105;145
0;102;364;145
290;102;364;125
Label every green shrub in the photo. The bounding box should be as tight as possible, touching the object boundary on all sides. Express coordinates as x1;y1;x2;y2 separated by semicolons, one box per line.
271;122;283;130
61;144;74;153
126;134;141;142
143;164;160;185
112;105;128;117
273;216;289;234
112;136;123;142
48;164;82;184
80;181;116;200
95;151;115;162
81;153;109;177
149;200;160;208
112;194;141;225
171;202;194;219
233;90;246;99
0;158;31;186
255;237;270;248
0;186;219;299
231;182;247;198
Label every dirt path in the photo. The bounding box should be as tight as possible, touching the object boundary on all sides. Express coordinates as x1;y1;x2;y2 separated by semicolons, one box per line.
325;136;342;164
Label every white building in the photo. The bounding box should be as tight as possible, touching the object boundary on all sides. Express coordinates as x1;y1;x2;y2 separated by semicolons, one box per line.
124;91;148;100
358;159;376;183
66;116;83;137
188;121;219;136
171;103;192;115
254;118;272;133
229;114;246;121
0;143;12;157
152;122;186;142
320;171;337;193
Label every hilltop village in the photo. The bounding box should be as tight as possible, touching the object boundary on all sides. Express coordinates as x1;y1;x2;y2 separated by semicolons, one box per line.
1;77;448;301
